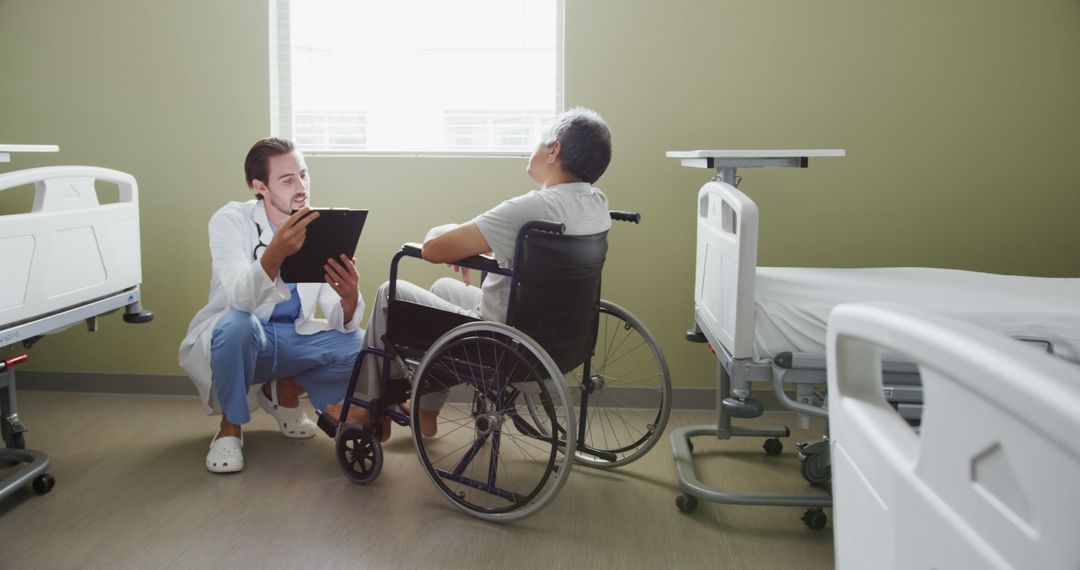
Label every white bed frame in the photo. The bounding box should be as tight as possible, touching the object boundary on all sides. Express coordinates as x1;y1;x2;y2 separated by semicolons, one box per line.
0;164;152;502
829;303;1080;569
0;166;148;334
669;151;847;526
668;149;1070;530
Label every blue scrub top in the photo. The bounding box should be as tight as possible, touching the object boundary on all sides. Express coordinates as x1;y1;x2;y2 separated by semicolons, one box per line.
268;221;302;323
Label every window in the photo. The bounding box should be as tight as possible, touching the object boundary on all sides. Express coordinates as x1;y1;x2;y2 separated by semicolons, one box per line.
270;0;563;155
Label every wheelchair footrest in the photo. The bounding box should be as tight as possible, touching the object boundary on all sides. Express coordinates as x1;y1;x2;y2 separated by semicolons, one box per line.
316;411;338;438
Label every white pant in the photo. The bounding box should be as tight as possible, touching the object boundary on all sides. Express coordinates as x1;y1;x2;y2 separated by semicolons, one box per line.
360;277;482;411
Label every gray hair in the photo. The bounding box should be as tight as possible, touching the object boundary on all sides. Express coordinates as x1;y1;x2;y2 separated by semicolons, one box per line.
541;107;612;184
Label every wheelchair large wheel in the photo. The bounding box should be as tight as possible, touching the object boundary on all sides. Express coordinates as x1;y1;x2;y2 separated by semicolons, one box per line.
410;321;574;523
527;300;672;469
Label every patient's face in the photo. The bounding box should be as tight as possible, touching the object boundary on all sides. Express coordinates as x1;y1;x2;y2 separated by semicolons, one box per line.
527;141;553;185
259;150;311;221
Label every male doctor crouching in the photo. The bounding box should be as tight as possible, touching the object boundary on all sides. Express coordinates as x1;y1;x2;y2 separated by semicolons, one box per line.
178;137;364;473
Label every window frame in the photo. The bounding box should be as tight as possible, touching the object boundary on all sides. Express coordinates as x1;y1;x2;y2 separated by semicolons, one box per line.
268;0;565;158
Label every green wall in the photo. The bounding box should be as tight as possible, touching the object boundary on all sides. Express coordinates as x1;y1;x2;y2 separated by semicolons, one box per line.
2;0;1078;388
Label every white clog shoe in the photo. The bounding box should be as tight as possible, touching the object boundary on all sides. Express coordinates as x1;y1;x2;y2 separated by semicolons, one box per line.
206;433;243;473
257;381;318;439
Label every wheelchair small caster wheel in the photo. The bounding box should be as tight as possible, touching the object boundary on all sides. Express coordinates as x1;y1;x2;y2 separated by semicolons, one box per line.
32;473;55;495
676;493;698;514
801;508;827;530
763;438;783;456
800;451;831;485
336;424;383;485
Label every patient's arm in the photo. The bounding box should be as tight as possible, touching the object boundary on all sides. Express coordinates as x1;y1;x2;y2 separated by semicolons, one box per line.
422;223;492;264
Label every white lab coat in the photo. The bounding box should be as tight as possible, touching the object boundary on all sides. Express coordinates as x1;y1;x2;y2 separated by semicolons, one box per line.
178;200;364;414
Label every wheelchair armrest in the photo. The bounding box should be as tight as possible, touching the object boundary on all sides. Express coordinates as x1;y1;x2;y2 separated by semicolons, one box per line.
395;242;506;275
610;210;641;224
448;253;504;275
401;242;424;258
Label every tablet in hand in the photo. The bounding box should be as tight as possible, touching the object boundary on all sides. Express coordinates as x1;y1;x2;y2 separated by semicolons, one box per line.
280;208;368;283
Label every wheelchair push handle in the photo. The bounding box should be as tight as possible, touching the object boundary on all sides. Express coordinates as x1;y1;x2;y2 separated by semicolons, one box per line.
610;211;641;223
521;220;565;235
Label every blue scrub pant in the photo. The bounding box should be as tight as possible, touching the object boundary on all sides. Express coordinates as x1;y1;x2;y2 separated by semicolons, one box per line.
210;309;363;424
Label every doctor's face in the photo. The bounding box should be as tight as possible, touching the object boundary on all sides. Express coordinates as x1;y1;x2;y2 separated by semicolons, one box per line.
256;150;311;220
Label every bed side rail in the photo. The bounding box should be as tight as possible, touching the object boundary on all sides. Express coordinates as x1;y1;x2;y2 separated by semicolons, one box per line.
695;181;759;359
0;166;138;213
827;302;1080;569
0;166;143;330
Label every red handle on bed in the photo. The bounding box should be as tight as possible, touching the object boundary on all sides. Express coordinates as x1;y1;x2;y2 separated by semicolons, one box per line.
0;354;29;372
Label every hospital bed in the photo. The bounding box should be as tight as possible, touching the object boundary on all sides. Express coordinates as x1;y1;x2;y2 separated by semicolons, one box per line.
665;150;1080;528
828;302;1080;569
0;164;152;502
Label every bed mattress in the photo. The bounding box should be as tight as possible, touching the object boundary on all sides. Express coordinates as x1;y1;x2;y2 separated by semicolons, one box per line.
752;267;1080;362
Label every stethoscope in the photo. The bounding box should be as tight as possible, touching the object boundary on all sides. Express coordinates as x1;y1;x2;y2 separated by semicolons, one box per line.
252;223;269;260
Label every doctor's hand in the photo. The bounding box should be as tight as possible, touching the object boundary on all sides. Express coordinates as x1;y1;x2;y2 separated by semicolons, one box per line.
261;207;320;279
325;254;360;322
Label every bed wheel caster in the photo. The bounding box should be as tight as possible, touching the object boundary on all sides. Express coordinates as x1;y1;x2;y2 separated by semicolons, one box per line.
676;493;698;514
801;508;827;530
797;440;831;485
721;396;764;418
685;329;707;343
122;311;154;324
32;473;55;495
762;438;783;456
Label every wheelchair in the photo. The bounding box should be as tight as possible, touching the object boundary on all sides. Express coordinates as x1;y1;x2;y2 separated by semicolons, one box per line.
318;211;672;522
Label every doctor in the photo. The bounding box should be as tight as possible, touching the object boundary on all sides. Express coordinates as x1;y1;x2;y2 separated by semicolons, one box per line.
178;137;364;474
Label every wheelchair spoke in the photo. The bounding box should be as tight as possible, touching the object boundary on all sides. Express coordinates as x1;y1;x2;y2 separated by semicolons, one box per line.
429;436;485;469
427;416;474;443
412;322;573;520
601;338;650;371
501;429;559;457
605;355;662;383
452;434;491;478
555;302;673;468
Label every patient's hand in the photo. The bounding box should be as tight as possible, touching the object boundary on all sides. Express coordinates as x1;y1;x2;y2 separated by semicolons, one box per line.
447;265;473;286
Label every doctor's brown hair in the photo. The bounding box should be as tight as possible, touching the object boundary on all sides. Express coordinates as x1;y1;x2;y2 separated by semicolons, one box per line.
244;137;295;200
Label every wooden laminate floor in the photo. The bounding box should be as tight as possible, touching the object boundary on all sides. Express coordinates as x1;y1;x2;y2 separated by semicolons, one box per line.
0;391;834;569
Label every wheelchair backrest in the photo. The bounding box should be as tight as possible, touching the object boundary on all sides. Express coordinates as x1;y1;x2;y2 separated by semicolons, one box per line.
505;221;609;374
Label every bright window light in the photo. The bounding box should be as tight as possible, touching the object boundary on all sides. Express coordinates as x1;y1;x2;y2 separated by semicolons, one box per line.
270;0;563;155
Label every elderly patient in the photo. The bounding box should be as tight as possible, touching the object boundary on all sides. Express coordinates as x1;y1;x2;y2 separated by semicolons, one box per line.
179;137;365;473
325;107;613;440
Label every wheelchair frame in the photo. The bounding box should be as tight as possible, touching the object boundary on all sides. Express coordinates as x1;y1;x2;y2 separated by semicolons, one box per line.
322;212;673;522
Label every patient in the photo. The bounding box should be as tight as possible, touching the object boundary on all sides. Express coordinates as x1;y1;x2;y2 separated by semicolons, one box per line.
178;137;365;473
325;107;613;439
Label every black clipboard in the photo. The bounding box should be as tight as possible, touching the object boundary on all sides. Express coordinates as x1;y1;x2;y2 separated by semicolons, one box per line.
280;208;368;283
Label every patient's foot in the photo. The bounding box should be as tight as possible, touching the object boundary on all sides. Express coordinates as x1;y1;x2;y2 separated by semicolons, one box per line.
323;402;392;442
400;400;439;438
263;377;303;408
